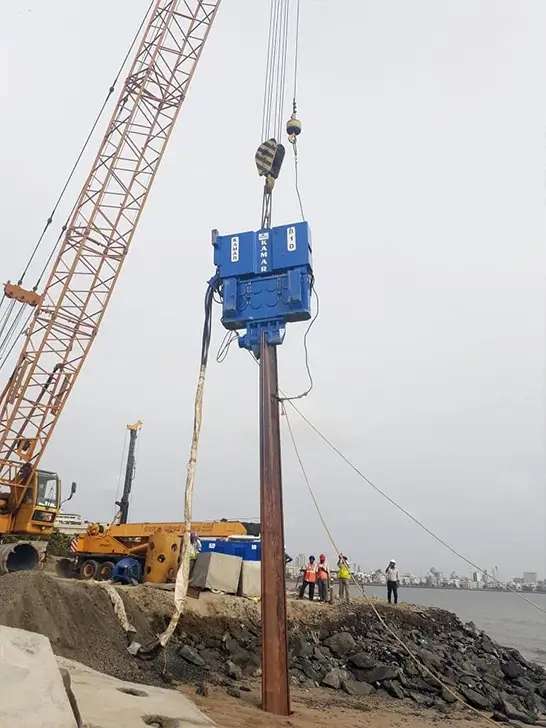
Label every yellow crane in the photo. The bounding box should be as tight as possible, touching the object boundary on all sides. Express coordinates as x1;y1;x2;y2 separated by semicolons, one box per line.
0;1;222;571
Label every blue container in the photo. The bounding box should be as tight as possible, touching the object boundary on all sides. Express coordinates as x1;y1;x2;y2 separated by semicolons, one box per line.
200;538;261;562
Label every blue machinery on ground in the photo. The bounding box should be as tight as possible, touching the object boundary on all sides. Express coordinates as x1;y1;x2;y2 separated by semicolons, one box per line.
211;221;313;355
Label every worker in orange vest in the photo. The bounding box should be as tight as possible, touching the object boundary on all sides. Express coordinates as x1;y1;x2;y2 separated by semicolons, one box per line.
298;555;318;601
317;554;329;602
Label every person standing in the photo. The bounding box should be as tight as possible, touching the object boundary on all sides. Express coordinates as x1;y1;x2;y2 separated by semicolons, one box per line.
299;555;318;601
317;554;329;602
386;559;399;604
337;554;350;602
188;531;202;578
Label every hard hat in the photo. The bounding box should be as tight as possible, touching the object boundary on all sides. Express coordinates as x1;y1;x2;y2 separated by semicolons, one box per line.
319;554;326;560
390;559;396;564
190;531;197;539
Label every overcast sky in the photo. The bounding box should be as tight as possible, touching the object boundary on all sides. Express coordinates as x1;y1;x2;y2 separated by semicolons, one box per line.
0;1;544;580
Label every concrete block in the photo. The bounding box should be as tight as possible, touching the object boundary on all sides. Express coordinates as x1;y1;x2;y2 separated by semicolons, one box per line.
238;560;261;598
0;626;76;728
190;552;242;594
57;656;215;727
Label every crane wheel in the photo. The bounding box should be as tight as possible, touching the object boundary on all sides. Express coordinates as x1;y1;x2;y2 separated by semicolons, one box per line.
98;561;115;582
80;559;99;580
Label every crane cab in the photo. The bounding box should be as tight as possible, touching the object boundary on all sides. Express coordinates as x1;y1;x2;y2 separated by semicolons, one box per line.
0;469;62;536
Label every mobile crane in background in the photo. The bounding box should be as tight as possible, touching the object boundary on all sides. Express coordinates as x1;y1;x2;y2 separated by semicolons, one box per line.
0;0;223;571
114;420;143;525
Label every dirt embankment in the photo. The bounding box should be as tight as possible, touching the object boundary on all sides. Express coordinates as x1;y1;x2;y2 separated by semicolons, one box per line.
0;571;161;684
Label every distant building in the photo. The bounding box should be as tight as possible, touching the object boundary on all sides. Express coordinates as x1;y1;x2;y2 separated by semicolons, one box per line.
54;511;87;535
523;572;537;585
294;554;307;570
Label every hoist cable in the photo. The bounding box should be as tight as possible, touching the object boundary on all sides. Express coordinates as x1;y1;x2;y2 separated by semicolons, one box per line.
292;0;301;106
285;398;546;617
243;347;546;617
16;0;156;287
0;1;156;364
282;406;505;727
0;300;17;344
292;140;305;221
0;307;27;364
261;0;278;141
0;310;32;372
261;0;290;142
275;0;290;140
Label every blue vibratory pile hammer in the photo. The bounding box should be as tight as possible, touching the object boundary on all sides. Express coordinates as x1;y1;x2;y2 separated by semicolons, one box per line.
210;220;313;355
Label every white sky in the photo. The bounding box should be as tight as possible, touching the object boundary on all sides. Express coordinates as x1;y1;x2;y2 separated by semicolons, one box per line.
0;1;544;580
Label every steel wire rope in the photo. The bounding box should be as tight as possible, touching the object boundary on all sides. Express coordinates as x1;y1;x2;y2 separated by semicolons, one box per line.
284;398;546;617
0;0;156;358
17;0;156;286
243;349;546;617
0;306;26;362
0;300;17;344
282;406;502;727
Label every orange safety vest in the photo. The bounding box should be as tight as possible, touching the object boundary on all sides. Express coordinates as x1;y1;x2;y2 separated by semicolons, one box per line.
317;562;329;580
304;563;318;583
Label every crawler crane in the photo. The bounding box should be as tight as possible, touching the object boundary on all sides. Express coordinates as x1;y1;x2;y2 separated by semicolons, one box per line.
0;0;222;572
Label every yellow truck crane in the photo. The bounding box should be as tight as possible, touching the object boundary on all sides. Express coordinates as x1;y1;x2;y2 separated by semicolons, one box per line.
63;519;247;581
0;1;222;573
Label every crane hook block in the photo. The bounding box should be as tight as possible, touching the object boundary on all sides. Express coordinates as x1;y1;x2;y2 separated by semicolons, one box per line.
255;139;286;180
286;115;302;142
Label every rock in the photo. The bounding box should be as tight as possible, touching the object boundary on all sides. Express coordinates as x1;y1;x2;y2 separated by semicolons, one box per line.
383;680;405;699
441;685;458;704
483;672;503;688
324;632;357;658
225;661;243;681
300;660;320;683
435;700;453;715
360;665;402;685
1;627;77;728
226;687;241;699
348;652;375;670
491;711;511;722
404;660;421;678
341;679;375;697
502;661;525;680
312;647;330;664
179;645;206;667
416;647;443;671
537;683;546;700
322;669;343;690
459;686;491;710
195;682;209;697
292;634;313;659
458;673;480;688
481;635;497;655
498;697;537;725
516;677;536;692
410;691;433;708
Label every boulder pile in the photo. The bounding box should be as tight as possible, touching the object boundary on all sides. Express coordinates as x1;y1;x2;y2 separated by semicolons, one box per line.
171;602;546;726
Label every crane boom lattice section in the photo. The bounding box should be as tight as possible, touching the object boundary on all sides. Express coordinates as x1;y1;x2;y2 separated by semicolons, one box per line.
0;0;221;502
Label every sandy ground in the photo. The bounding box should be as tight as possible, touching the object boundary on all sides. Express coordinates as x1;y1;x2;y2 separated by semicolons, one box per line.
182;683;491;727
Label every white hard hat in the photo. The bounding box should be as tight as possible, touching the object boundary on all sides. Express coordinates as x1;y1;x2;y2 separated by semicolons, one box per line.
390;559;396;563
